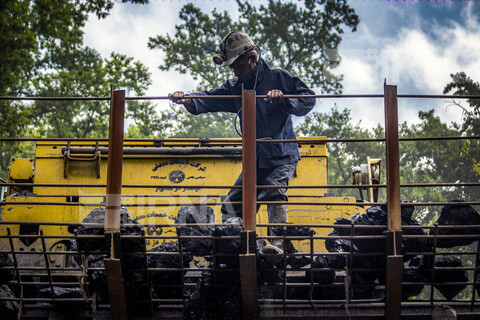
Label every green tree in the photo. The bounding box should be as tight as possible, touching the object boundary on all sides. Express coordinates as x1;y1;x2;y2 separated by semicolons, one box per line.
0;0;152;177
31;51;154;138
398;110;474;223
444;72;480;177
148;1;359;138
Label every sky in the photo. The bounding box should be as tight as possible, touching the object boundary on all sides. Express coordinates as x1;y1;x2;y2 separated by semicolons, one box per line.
83;0;480;130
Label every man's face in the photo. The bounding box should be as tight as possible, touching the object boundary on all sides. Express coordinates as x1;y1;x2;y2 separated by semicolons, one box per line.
229;53;254;82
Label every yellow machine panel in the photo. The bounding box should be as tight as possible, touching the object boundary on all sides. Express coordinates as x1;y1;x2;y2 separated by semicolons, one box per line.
8;158;34;181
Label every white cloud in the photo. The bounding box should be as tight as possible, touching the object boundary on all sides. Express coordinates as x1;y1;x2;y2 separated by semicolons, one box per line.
84;2;200;111
335;3;480;129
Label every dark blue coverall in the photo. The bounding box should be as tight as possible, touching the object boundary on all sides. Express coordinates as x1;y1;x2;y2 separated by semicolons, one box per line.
185;58;316;221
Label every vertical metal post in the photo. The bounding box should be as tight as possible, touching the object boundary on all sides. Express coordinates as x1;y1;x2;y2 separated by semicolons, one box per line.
242;88;257;232
240;87;258;319
384;83;403;320
104;88;128;320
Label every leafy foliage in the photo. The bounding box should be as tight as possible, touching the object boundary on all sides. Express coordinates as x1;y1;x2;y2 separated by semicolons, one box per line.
31;51;153;138
444;72;480;177
0;0;153;178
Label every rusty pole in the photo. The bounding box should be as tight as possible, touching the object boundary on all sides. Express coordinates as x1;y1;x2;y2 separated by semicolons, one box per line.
105;89;125;234
240;87;258;319
384;83;403;320
242;88;257;232
104;89;128;320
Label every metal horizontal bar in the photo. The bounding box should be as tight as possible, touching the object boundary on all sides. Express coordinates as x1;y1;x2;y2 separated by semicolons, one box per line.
0;96;109;101
1;136;478;143
3;182;480;189
63;146;242;156
398;94;480;99
3;93;479;102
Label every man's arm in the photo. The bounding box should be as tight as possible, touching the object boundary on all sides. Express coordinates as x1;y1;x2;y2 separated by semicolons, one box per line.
264;71;316;117
169;81;238;115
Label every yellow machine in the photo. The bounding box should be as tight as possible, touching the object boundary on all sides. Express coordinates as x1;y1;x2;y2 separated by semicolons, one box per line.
0;137;368;269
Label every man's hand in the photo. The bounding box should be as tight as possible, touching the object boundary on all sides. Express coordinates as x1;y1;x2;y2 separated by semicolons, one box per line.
168;91;194;107
264;89;285;104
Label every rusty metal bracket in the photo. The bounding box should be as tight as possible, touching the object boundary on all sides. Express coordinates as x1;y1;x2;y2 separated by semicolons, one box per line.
240;231;258;320
104;257;128;320
64;141;101;179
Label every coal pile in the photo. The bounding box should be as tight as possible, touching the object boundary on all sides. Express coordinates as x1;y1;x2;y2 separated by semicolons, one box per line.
37;286;85;311
310;256;335;285
434;201;480;248
434;255;468;300
87;255;109;300
0;254;17;319
184;216;244;320
324;205;432;299
148;241;192;299
0;253;15;285
0;285;18;319
175;206;215;256
184;273;242;320
213;217;242;276
326;205;431;265
184;218;243;320
70;207;151;316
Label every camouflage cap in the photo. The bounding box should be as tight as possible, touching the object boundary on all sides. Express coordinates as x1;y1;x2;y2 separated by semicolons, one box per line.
217;31;256;67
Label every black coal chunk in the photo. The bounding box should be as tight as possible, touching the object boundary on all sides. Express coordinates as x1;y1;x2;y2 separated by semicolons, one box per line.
0;253;15;284
434;255;468;300
214;217;242;270
214;217;242;254
37;286;85;310
309;256;335;285
325;235;354;269
434;201;480;248
175;206;214;256
148;241;192;299
402;262;427;300
270;225;315;237
287;254;311;269
0;284;18;318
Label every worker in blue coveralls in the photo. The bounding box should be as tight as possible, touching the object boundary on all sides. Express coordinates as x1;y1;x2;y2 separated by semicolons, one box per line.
169;31;316;256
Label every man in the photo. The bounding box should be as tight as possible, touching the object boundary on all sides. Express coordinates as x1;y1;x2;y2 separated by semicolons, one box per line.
169;31;315;255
